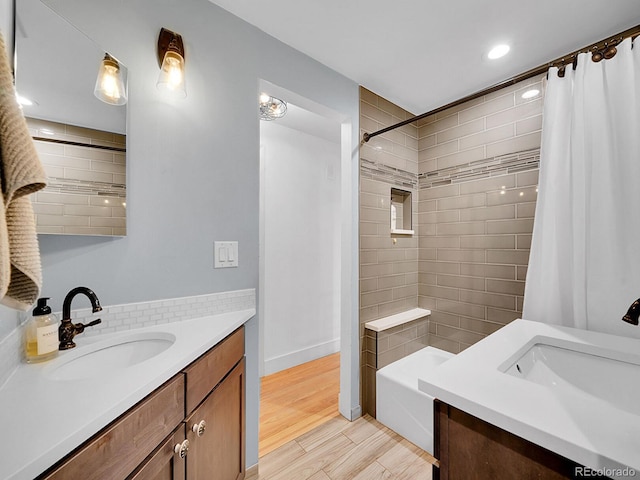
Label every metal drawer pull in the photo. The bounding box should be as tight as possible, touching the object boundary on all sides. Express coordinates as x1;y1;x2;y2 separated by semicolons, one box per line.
174;439;190;458
192;420;207;437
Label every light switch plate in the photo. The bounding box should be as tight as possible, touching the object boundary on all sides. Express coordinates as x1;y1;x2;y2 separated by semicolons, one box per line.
214;241;238;268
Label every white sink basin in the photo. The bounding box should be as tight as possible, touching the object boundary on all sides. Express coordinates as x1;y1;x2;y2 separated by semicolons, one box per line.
44;331;176;381
502;338;640;416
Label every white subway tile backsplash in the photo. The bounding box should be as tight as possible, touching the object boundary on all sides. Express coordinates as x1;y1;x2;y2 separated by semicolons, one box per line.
0;290;253;391
74;289;255;338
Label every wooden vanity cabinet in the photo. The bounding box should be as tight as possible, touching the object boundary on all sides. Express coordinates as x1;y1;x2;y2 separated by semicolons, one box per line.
183;327;245;480
433;399;608;480
37;326;246;480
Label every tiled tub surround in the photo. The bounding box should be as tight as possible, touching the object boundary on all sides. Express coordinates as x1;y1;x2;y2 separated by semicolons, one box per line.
362;308;430;416
26;117;127;236
417;75;544;354
359;87;419;414
359;77;544;411
0;289;255;389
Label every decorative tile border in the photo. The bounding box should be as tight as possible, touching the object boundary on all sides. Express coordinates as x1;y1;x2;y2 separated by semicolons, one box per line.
360;158;418;190
419;148;540;189
45;177;126;197
0;289;255;388
361;149;539;192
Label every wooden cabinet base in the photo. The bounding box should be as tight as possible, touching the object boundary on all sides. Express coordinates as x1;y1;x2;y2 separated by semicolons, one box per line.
433;400;611;480
37;326;246;480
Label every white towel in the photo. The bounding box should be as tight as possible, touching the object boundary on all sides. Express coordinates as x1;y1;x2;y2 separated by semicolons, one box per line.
0;31;47;310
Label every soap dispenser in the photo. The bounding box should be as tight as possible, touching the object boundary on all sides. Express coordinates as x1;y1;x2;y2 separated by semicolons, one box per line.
25;298;59;363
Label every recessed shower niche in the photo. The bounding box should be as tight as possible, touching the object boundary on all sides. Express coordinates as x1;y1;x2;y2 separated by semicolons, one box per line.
390;188;414;235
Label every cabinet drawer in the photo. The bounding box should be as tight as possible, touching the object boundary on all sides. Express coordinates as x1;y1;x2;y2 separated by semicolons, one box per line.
40;375;185;480
183;326;244;414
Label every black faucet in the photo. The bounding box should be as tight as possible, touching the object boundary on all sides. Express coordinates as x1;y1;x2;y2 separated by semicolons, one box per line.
59;287;103;350
622;298;640;326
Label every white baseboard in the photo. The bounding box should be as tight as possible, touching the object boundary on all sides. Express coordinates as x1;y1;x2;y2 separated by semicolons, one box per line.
263;338;339;376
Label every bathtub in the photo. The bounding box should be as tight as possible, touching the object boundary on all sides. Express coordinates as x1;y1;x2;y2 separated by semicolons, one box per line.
376;346;455;454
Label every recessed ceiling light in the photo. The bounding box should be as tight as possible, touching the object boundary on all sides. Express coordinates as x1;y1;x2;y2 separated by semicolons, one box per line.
521;89;540;99
488;44;510;60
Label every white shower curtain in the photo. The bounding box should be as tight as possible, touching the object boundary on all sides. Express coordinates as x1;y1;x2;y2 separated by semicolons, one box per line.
523;37;640;337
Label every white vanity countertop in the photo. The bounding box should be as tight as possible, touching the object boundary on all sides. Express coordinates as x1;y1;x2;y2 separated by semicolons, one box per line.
0;308;255;480
418;319;640;479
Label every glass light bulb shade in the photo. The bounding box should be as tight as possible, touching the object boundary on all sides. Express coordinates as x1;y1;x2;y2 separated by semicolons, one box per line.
259;95;287;121
157;51;186;98
94;56;127;106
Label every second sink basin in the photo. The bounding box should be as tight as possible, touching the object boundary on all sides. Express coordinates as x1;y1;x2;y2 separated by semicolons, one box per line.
44;331;176;381
502;337;640;416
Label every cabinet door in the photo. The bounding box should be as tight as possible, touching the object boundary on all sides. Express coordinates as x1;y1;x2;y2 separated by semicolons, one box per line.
127;425;187;480
186;358;245;480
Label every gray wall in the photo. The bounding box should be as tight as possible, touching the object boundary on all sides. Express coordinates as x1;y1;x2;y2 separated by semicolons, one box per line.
7;0;359;468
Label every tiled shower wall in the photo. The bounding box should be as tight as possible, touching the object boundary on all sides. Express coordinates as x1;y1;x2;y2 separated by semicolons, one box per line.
359;76;545;413
359;87;421;414
26;118;127;236
417;75;545;353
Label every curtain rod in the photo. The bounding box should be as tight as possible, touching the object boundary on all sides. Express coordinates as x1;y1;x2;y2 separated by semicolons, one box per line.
362;24;640;143
33;137;126;153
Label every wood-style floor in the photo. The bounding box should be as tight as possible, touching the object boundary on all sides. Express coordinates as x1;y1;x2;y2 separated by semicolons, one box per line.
254;414;435;480
256;352;436;479
259;352;341;457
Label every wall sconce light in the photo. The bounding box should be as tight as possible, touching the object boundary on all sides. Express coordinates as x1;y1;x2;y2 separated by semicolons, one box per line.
259;93;287;121
157;27;186;98
94;53;127;105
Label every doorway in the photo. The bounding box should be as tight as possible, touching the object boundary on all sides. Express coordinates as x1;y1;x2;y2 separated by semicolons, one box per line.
258;82;357;455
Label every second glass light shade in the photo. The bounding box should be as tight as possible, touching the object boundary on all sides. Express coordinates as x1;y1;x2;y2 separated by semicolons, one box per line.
94;54;127;106
157;50;186;98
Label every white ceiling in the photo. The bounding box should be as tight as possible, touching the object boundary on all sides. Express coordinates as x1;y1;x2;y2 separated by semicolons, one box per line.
210;0;640;115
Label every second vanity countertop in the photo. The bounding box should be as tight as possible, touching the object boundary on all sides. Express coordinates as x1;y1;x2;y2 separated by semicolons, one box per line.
418;319;640;479
0;308;255;480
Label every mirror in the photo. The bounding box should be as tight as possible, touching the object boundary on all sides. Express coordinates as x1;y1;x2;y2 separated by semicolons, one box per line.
15;0;127;236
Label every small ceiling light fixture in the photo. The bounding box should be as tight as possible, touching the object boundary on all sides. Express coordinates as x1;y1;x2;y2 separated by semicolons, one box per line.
157;27;186;98
521;89;540;99
94;53;127;106
259;93;287;121
487;44;510;60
